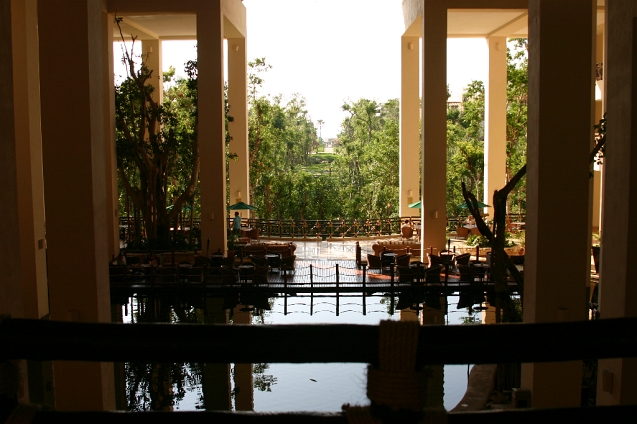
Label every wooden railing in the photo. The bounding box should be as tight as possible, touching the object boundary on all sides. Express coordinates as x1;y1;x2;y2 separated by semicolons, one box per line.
1;317;635;422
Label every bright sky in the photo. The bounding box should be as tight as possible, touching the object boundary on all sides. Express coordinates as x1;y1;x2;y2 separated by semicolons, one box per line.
120;0;489;140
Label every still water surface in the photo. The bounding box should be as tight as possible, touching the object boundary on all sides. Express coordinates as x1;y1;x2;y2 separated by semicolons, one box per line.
120;293;474;412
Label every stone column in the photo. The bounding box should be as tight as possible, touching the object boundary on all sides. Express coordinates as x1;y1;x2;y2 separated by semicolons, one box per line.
198;4;228;254
421;0;447;259
1;0;28;404
597;1;637;406
10;0;48;321
522;0;595;408
483;36;507;210
400;35;420;218
227;36;250;219
38;0;115;410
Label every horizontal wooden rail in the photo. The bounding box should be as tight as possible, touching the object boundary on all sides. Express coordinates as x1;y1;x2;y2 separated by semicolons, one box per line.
1;317;636;365
21;405;637;424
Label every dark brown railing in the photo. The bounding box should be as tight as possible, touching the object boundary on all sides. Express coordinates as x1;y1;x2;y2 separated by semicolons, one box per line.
0;317;635;423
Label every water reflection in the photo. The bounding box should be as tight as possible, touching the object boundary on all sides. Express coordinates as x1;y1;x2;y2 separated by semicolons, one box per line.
113;291;475;412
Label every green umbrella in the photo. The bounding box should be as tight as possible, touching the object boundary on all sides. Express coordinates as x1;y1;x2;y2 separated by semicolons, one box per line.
408;200;421;209
227;201;257;211
166;203;192;212
458;200;491;209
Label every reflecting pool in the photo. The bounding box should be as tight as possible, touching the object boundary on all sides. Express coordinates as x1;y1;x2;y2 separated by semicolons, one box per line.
116;292;477;412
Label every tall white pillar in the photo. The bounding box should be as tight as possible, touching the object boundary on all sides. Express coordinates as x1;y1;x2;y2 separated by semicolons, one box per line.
522;0;595;408
198;4;228;253
421;0;447;259
597;1;637;406
38;0;115;410
400;35;420;218
227;36;249;218
484;36;507;210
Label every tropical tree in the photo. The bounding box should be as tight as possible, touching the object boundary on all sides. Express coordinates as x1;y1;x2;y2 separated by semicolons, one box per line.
446;81;485;216
334;98;400;219
115;20;199;245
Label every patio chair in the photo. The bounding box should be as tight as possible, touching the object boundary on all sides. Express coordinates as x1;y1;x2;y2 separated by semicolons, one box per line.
401;225;414;241
397;265;415;284
454;253;471;266
395;254;411;267
427;253;443;268
195;255;211;266
424;264;443;285
281;255;296;274
253;265;269;286
456;226;470;239
366;254;383;273
250;255;269;268
184;265;204;284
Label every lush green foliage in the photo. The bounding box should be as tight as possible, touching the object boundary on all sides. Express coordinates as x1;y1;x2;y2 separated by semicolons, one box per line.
446;80;486;217
115;31;199;245
505;39;528;216
246;59;401;221
446;39;528;219
334;98;400;219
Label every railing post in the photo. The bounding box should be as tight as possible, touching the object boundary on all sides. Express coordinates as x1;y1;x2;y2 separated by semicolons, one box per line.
362;263;367;289
390;263;395;289
336;264;340;317
310;264;313;289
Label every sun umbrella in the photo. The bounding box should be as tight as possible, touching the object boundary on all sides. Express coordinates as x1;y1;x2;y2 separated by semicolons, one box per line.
408;200;421;209
227;201;257;211
166;203;192;211
458;200;491;209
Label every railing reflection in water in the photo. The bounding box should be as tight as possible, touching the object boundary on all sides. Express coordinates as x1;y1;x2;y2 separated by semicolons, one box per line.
115;290;468;412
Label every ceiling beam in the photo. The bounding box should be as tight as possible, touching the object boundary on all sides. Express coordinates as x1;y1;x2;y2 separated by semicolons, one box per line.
489;12;528;37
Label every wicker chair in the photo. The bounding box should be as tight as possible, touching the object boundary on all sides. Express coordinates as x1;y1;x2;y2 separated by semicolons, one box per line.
253;265;269;285
366;254;383;272
397;265;415;284
395;254;411;267
401;225;414;241
281;255;296;274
